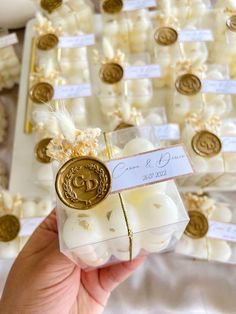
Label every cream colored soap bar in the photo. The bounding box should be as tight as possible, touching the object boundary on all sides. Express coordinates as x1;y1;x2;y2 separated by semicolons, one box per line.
176;193;235;264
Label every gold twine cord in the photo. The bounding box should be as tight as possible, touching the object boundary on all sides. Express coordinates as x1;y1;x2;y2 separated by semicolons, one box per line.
103;132;133;261
24;37;36;134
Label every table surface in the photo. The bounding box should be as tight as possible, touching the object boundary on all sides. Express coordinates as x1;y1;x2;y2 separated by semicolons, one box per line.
0;23;236;314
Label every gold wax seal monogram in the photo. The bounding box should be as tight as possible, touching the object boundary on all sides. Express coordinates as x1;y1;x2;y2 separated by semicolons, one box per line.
37;33;59;51
154;27;178;46
0;215;20;242
30;82;54;104
40;0;62;13
192;130;222;158
175;73;202;96
102;0;123;14
226;15;236;32
55;157;112;210
100;63;124;84
35;138;53;164
185;211;209;239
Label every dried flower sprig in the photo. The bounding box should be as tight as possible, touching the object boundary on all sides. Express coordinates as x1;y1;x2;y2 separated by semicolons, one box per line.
183;193;216;215
34;12;62;36
46;107;101;163
176;60;207;75
186;113;221;134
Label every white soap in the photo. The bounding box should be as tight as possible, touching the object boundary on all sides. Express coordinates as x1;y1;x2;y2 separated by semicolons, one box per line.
111;236;140;261
209;204;232;223
142;113;164;125
94;196;141;261
137;194;179;230
129;94;152;108
1;190;13;209
221;122;236;135
75;243;111;267
207;98;230;117
208;239;232;262
122;183;167;208
172;98;191;122
122;138;154;156
22;201;37;218
104;21;119;37
190;238;208;259
36;199;53;216
191;155;209;173
175;234;193;255
0;239;19;259
224;154;236;172
206;156;224;173
62;213;106;249
142;230;172;253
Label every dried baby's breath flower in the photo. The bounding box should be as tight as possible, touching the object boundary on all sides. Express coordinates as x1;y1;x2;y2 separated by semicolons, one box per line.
156;13;180;28
30;66;61;86
34;13;61;36
183;193;216;214
185;113;221;134
176;61;207;75
93;49;125;65
47;128;101;164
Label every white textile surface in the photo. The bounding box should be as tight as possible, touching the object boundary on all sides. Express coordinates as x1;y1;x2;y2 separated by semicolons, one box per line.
105;253;236;314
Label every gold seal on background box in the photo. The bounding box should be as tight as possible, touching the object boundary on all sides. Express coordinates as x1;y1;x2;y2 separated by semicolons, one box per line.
40;0;62;13
37;33;59;51
191;130;222;158
55;157;112;210
226;15;236;32
102;0;123;14
154;27;178;46
115;122;134;131
184;210;209;239
100;63;124;84
0;215;20;242
175;73;202;96
35;138;53;164
29;82;54;104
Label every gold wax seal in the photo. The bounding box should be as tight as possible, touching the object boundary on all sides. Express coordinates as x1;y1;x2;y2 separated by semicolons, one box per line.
55;156;112;210
115;122;134;131
102;0;123;14
175;73;202;96
100;63;124;84
40;0;62;13
184;211;209;239
154;27;178;46
37;33;59;51
192;130;222;158
0;215;20;242
35;138;53;164
29;82;54;104
226;15;236;32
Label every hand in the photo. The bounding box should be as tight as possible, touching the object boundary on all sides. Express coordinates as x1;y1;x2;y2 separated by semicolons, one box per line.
0;211;145;314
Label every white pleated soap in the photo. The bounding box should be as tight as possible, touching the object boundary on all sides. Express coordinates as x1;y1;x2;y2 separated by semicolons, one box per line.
137;193;179;230
122;183;167;208
122;138;155;156
22;201;37;218
208;239;232;262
